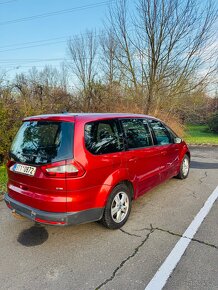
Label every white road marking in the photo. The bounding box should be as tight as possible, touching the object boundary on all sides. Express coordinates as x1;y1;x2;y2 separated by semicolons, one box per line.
145;185;218;290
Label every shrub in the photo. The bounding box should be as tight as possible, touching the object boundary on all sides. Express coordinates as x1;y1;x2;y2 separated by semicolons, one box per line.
0;100;23;164
208;111;218;133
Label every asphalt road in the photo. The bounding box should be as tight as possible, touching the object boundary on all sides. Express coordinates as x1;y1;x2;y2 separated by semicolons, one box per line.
0;146;217;290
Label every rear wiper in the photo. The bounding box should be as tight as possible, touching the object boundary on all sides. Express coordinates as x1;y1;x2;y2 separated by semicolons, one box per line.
9;151;19;161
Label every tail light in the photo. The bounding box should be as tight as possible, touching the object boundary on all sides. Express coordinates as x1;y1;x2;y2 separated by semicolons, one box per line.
6;159;15;168
41;159;85;178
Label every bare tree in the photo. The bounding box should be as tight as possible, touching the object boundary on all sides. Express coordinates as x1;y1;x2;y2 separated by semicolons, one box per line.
108;0;218;114
68;30;99;111
108;0;139;90
99;29;118;85
13;66;71;114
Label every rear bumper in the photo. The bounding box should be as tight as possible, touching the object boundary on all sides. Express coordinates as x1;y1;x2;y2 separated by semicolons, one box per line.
4;193;104;226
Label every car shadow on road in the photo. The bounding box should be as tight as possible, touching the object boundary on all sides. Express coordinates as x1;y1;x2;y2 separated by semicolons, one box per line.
191;161;218;169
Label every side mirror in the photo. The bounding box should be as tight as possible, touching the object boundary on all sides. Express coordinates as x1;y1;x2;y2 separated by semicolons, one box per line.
174;137;182;144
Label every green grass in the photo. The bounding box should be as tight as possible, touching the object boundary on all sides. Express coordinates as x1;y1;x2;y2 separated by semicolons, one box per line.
184;124;218;145
0;165;7;194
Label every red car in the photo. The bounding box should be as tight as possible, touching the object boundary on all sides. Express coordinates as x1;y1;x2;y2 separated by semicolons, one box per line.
4;113;190;229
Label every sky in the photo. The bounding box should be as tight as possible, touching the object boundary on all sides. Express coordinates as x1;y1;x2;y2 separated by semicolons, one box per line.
0;0;217;85
0;0;113;76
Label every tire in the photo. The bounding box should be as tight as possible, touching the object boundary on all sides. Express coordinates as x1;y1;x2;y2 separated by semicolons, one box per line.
100;184;132;229
176;154;190;179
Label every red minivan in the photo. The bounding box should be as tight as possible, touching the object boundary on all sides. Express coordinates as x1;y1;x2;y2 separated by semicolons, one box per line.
4;113;190;229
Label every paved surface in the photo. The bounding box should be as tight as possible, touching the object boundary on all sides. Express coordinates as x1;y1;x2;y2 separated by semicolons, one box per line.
0;146;217;290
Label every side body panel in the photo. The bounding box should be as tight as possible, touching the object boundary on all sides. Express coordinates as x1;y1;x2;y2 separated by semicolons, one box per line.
158;143;180;181
123;147;161;198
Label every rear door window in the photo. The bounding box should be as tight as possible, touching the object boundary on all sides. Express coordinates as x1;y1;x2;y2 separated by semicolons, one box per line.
121;118;153;149
85;119;123;155
10;121;74;165
148;120;172;145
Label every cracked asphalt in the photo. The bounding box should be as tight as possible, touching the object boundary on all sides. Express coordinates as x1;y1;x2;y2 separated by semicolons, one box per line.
0;146;217;290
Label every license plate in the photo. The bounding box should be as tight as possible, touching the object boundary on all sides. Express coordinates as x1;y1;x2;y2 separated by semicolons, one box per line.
13;164;36;176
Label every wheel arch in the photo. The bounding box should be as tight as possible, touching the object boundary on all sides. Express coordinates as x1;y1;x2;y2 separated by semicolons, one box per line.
100;180;134;229
185;151;191;160
117;180;135;200
180;144;191;163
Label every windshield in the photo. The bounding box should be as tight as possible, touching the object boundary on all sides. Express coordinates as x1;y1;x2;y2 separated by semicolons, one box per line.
10;121;74;165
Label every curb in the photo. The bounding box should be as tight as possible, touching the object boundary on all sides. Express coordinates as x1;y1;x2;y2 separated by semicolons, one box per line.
188;144;218;147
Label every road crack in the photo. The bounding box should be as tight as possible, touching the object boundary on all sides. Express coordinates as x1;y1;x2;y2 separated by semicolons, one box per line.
96;220;217;289
156;226;218;250
137;224;217;250
199;171;208;184
95;227;155;289
191;191;197;198
119;228;142;238
185;188;197;198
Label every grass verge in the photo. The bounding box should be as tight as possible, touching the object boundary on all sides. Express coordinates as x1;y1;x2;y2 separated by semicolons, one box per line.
0;165;7;196
184;124;218;145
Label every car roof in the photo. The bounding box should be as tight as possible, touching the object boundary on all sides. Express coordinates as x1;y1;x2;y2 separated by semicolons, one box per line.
23;113;159;122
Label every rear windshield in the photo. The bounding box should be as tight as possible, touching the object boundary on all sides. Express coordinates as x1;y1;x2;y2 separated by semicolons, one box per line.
10;121;74;165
